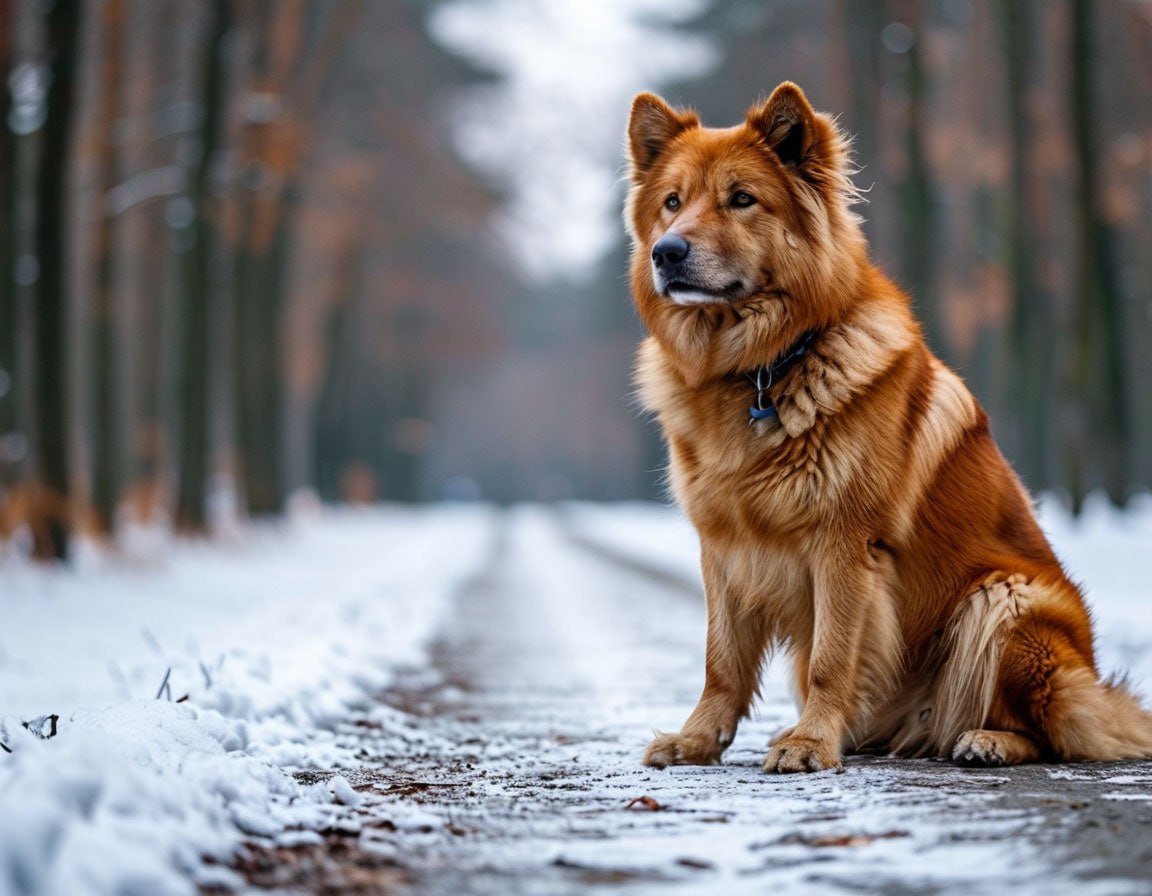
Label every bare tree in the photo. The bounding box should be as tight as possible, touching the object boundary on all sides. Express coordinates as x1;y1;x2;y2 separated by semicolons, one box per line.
0;0;16;505
1000;0;1052;491
90;0;127;536
1067;0;1130;509
28;0;82;559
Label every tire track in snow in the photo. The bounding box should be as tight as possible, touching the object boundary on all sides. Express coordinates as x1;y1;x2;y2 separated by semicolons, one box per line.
552;506;703;601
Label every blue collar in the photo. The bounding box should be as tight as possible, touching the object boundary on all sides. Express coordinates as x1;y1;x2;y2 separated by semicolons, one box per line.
746;329;819;422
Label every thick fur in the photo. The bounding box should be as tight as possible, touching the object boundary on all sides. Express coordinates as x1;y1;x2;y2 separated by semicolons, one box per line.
625;84;1152;772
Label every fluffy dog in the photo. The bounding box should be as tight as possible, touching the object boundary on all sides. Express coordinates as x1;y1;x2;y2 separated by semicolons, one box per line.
625;82;1152;772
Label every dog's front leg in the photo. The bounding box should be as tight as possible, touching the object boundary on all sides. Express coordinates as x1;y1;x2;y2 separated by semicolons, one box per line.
764;555;873;773
644;550;769;768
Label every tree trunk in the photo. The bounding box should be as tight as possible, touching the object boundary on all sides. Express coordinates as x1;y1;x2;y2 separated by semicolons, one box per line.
0;0;16;501
231;0;357;516
233;208;290;515
29;0;82;560
91;0;126;537
175;0;231;533
116;0;174;531
896;2;940;357
230;0;303;518
1067;0;1129;510
835;0;883;197
1000;0;1050;491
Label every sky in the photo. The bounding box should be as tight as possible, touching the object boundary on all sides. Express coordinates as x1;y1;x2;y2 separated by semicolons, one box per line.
429;0;716;282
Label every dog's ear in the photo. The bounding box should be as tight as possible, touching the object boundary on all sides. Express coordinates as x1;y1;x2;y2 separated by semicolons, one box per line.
748;82;827;173
627;93;697;180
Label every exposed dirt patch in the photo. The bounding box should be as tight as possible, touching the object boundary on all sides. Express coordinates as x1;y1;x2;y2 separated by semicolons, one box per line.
206;833;409;895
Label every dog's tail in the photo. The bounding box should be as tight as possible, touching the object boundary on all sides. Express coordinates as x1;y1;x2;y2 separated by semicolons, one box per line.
1042;666;1152;761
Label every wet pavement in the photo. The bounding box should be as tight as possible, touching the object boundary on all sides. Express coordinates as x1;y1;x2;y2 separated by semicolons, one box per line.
235;509;1152;896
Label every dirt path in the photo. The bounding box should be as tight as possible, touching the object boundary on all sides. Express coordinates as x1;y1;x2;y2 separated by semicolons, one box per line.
237;508;1152;896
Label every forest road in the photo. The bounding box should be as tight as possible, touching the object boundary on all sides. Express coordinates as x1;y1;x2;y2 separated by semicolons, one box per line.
233;508;1152;896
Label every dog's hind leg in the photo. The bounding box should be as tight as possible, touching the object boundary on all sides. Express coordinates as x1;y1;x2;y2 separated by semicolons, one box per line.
1011;620;1152;763
644;550;770;768
942;574;1152;765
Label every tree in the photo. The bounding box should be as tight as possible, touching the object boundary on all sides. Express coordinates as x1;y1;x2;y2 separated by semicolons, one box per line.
891;0;940;357
1066;0;1130;508
175;0;231;533
999;0;1051;491
90;0;127;536
231;0;360;516
0;0;16;507
28;0;82;559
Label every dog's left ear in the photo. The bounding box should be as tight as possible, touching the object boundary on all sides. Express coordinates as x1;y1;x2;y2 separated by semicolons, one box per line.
748;82;828;173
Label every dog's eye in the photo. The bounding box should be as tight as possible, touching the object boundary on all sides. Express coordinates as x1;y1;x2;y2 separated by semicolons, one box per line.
664;194;681;212
730;191;756;208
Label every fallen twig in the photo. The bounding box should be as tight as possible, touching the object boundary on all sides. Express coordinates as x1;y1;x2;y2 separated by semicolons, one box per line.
155;666;172;701
780;830;908;848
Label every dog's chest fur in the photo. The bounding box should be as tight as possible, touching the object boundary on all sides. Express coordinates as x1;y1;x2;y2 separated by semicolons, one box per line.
636;334;892;543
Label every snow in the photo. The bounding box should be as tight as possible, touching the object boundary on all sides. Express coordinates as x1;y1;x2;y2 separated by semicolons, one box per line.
563;499;703;585
0;506;495;896
1;495;1150;894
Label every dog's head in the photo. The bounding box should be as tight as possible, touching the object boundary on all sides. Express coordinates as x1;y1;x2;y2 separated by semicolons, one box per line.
624;83;864;320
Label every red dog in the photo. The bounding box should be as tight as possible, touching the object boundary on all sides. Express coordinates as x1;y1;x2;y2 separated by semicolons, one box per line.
626;83;1152;771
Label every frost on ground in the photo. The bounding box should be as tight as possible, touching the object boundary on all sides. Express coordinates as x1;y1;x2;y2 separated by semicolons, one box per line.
341;500;1152;896
1;498;1151;896
0;507;494;896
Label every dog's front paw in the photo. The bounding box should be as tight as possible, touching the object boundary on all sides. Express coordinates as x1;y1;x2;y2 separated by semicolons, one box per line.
951;729;1006;767
643;732;722;769
763;735;841;773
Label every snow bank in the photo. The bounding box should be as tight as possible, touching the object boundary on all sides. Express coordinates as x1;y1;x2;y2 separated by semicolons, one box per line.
0;506;494;896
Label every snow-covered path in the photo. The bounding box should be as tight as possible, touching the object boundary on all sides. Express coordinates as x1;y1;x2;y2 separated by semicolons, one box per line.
271;505;1152;896
2;501;1151;895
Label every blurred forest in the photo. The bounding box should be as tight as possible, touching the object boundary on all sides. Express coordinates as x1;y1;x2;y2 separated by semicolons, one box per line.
0;0;1150;561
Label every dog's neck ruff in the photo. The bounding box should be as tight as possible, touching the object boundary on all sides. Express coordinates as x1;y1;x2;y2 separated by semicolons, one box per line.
745;329;819;423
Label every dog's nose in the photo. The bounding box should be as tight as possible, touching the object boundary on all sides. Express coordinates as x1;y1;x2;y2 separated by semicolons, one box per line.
651;233;689;269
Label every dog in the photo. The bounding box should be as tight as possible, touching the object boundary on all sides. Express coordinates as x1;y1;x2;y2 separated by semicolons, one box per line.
625;82;1152;772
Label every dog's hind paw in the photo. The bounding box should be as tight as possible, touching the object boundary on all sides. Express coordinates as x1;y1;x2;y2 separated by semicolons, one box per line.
951;729;1040;767
763;735;842;773
952;730;1007;766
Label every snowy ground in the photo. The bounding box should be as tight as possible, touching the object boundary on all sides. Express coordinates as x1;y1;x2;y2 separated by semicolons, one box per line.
0;507;494;896
1;498;1151;895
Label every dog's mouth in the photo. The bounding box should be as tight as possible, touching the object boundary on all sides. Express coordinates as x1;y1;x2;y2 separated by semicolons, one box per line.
662;280;745;306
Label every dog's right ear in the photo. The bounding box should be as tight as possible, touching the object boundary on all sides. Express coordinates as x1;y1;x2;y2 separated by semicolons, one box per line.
627;93;697;181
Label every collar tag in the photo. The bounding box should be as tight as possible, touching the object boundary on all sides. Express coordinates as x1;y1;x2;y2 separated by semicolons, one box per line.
744;329;818;425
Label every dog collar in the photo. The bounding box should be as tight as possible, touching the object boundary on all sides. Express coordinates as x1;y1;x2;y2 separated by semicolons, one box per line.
746;329;819;422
